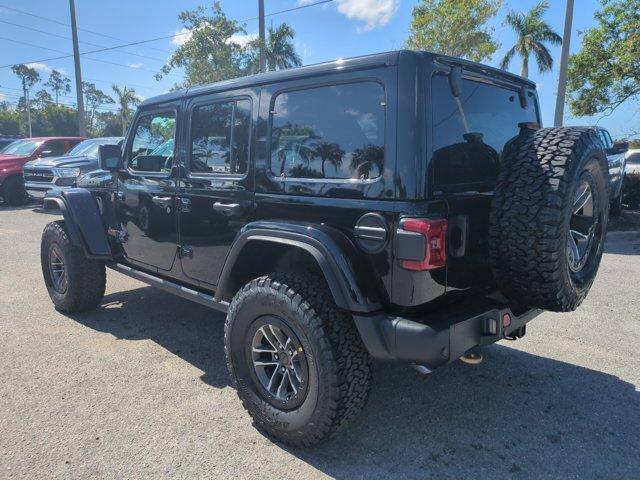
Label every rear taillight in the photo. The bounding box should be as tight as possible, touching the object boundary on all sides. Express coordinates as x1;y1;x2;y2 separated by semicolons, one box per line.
398;218;448;271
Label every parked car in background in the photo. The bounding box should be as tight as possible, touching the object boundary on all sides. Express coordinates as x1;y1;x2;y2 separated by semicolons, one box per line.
0;136;84;205
592;126;628;216
625;149;640;175
24;137;123;200
0;135;24;151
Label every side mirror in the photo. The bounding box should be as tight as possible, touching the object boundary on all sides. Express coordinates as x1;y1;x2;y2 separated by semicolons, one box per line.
99;144;123;171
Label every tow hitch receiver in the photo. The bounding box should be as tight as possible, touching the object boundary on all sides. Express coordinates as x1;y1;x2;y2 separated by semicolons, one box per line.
353;304;541;371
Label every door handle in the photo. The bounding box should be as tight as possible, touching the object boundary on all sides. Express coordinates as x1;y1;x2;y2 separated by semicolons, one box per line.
151;195;173;206
212;202;243;216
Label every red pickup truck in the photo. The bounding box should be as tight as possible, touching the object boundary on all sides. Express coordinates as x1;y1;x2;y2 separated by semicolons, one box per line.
0;137;84;205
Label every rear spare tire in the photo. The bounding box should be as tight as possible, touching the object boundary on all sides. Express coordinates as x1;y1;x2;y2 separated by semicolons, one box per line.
489;127;609;312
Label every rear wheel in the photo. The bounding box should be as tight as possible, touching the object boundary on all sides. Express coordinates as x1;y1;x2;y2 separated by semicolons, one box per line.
41;221;106;313
2;175;28;206
224;272;372;447
489;127;609;312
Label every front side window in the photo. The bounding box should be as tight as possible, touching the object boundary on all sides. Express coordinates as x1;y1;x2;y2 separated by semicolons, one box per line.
432;75;539;186
129;111;176;172
190;99;251;175
270;82;385;180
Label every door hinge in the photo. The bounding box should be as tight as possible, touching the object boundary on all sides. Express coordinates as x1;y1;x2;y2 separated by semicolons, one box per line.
178;197;191;213
178;245;193;259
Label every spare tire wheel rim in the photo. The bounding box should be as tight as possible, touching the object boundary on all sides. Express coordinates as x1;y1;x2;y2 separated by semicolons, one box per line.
49;244;68;294
248;317;309;410
567;174;599;273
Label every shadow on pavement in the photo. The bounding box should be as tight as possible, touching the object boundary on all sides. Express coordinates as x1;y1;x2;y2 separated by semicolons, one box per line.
68;286;640;479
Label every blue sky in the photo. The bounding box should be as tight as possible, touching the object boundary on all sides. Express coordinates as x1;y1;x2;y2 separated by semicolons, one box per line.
0;0;636;138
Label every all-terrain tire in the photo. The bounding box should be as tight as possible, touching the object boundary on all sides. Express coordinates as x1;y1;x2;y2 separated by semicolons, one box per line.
41;220;106;313
224;272;372;447
489;127;609;312
2;175;28;206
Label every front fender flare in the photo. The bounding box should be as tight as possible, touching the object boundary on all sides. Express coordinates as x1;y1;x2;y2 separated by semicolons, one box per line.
44;188;112;260
214;221;381;313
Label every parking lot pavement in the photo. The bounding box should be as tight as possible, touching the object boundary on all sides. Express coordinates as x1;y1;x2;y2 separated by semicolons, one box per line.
1;205;639;480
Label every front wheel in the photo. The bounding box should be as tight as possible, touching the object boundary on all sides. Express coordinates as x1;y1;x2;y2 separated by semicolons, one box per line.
2;175;28;206
224;272;372;447
41;221;106;313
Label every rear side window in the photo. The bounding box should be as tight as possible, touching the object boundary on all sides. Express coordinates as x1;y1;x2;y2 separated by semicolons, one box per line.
269;82;385;180
190;98;251;175
431;75;538;187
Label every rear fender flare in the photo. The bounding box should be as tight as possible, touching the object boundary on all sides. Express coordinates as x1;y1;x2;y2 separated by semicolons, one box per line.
215;221;381;313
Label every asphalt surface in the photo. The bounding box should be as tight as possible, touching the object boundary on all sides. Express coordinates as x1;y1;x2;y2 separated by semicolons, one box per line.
1;204;639;480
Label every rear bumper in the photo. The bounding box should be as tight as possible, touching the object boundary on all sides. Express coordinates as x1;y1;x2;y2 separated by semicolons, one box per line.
353;302;541;370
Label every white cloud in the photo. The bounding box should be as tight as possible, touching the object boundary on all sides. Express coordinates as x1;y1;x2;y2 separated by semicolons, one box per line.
0;92;6;101
171;27;257;48
25;63;68;75
300;0;397;30
335;0;398;31
172;27;192;46
227;33;257;48
127;63;144;69
26;62;52;73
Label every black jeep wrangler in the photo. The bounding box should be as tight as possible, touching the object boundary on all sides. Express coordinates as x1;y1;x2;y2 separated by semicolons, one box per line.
40;51;609;447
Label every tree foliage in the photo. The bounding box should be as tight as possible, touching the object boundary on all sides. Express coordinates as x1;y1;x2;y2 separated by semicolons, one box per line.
44;70;71;104
568;0;640;116
500;1;562;78
112;85;141;136
157;2;249;87
405;0;501;62
83;82;115;134
157;3;303;87
248;24;303;73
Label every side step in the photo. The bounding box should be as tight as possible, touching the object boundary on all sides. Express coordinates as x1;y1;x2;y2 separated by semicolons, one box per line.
109;263;229;313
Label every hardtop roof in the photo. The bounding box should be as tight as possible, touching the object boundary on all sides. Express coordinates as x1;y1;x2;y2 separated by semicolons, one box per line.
140;50;535;108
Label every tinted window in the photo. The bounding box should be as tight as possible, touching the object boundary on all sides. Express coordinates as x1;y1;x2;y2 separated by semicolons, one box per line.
270;82;385;180
129;111;176;172
190;99;251;175
43;140;66;156
432;75;538;186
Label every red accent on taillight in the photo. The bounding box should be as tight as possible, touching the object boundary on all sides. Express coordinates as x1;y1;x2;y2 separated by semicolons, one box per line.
400;218;448;271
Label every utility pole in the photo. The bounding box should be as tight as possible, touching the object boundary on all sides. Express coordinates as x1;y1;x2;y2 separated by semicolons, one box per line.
258;0;266;73
69;0;87;136
21;81;32;137
554;0;574;127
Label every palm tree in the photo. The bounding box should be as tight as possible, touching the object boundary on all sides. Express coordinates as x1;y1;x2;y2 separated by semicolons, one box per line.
350;145;384;180
313;141;344;178
499;1;562;78
250;23;302;73
112;85;141;135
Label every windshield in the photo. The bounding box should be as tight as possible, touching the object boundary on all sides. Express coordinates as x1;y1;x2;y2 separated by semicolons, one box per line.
1;139;42;156
67;138;105;157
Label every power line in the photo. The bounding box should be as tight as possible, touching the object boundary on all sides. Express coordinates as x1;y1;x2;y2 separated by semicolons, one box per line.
0;36;182;79
0;18;167;63
0;3;171;54
0;0;334;70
